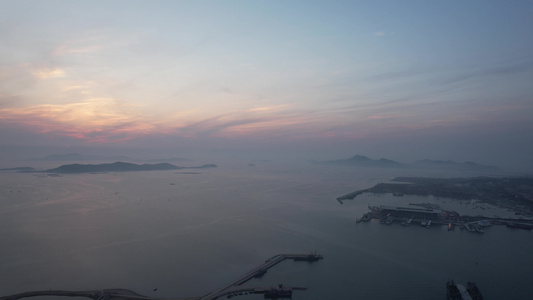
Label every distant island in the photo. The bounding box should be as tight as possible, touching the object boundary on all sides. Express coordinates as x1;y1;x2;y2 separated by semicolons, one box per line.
315;154;404;168
411;159;501;172
314;154;501;172
42;162;217;174
0;167;35;172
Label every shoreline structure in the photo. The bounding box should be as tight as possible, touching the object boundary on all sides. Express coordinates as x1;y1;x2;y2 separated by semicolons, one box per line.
0;253;323;300
339;176;533;230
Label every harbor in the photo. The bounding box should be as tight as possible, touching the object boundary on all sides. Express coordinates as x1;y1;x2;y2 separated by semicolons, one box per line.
356;204;533;232
337;176;533;220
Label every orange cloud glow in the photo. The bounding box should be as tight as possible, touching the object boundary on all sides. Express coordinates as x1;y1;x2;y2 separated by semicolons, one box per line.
0;96;353;144
367;115;391;119
32;67;65;79
0;98;154;143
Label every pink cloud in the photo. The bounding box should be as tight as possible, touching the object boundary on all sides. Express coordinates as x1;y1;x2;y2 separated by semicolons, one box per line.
367;115;391;119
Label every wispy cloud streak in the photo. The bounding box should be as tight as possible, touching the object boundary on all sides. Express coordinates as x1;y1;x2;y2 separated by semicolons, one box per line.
0;98;151;143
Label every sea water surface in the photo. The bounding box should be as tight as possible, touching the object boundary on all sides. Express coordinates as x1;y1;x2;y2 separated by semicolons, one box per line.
1;162;532;299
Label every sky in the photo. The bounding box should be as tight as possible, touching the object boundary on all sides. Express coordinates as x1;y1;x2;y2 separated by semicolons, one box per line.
1;0;533;170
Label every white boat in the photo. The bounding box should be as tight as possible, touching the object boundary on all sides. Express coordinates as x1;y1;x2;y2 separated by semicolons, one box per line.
463;222;478;232
477;220;492;227
473;223;485;233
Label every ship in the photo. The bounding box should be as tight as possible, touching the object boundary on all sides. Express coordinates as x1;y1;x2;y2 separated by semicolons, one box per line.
506;221;533;230
356;213;371;223
254;268;267;278
264;285;293;298
447;280;483;300
464;222;484;233
293;252;324;261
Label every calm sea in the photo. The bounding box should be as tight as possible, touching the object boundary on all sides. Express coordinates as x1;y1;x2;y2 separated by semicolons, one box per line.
1;162;531;299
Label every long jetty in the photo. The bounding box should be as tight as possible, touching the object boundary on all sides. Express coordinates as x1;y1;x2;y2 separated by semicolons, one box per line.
200;253;323;300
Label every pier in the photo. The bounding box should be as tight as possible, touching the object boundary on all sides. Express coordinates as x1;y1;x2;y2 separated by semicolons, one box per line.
200;253;323;300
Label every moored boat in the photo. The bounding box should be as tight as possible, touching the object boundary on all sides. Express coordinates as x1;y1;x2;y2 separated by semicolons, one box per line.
447;280;483;300
506;222;533;230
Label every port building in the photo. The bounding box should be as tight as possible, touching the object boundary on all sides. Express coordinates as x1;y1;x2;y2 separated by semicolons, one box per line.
373;205;442;220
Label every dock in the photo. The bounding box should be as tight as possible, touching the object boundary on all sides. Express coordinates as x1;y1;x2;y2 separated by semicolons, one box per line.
359;204;533;233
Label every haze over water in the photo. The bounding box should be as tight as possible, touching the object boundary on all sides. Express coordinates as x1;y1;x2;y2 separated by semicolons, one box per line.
1;163;531;299
1;2;533;299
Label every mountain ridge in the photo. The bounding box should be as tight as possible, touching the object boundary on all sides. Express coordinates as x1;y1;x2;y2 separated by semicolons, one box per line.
316;154;405;168
43;161;217;174
413;159;501;172
315;155;501;171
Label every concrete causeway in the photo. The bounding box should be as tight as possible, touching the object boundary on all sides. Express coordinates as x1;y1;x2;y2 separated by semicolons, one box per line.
200;253;323;300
